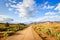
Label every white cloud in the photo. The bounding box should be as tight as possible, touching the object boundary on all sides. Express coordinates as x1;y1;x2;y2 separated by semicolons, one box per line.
10;5;16;8
8;8;13;11
5;1;60;23
44;1;48;5
14;11;18;14
0;15;13;23
47;5;54;9
55;3;60;10
43;5;54;9
35;11;60;22
15;0;35;18
6;0;37;18
34;15;60;22
45;12;56;15
12;19;34;23
12;20;20;23
9;0;16;3
6;1;55;18
41;1;54;9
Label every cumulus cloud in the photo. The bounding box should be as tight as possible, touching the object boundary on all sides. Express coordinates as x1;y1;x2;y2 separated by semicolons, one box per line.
45;12;56;15
0;15;13;23
37;11;60;22
44;1;48;5
5;0;60;23
55;3;60;10
43;5;54;9
6;1;55;18
42;1;54;9
7;0;36;18
8;8;13;11
9;0;16;3
35;15;60;22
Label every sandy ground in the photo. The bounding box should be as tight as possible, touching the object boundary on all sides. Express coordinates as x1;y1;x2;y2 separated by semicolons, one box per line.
3;27;42;40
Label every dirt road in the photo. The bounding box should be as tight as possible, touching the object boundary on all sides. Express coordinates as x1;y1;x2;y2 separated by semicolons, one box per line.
5;27;42;40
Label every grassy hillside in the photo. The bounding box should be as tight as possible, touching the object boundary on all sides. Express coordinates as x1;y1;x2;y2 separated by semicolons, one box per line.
32;22;60;40
0;23;27;38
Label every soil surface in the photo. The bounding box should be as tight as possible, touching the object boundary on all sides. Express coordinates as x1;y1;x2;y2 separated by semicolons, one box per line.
2;27;42;40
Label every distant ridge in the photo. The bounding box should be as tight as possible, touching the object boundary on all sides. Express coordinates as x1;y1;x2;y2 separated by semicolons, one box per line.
0;21;60;24
30;21;60;24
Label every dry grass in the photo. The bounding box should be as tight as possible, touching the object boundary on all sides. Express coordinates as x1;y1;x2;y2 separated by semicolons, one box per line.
32;22;60;40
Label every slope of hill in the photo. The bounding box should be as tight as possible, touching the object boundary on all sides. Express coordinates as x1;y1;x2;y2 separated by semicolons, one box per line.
32;21;60;40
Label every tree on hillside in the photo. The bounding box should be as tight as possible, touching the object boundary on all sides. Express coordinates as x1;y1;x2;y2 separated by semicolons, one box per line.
5;22;9;27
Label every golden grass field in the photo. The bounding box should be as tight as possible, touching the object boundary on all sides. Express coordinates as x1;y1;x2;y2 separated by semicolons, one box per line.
32;22;60;40
0;22;60;40
0;23;27;40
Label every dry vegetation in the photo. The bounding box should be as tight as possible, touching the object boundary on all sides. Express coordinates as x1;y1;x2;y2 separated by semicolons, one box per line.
0;23;27;39
1;22;60;40
32;22;60;40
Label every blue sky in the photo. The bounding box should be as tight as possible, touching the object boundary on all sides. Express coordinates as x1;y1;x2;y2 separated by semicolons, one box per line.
0;0;60;24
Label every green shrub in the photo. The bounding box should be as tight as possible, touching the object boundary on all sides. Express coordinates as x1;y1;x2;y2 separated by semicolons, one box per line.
35;26;60;40
57;33;60;40
40;28;51;35
35;27;51;35
19;26;25;30
3;31;14;37
9;25;26;32
9;27;19;32
44;29;51;35
5;22;9;27
0;27;7;31
0;23;27;37
53;26;58;29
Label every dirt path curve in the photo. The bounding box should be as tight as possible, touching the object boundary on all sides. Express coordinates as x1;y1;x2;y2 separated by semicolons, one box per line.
5;27;42;40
